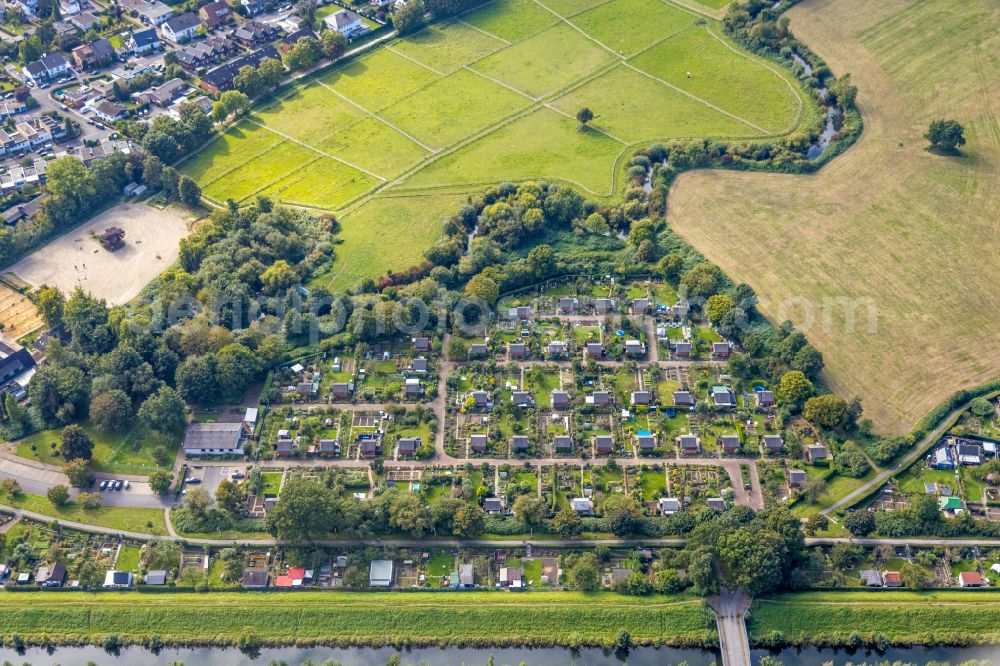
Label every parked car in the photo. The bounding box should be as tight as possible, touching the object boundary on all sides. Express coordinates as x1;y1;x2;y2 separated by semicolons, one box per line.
99;480;108;490
186;477;201;484
123;480;130;490
114;480;123;490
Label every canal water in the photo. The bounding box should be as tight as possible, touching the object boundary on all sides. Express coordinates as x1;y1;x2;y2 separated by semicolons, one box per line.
1;644;999;665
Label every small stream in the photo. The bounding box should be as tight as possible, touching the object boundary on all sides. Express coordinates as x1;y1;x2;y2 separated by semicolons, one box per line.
790;52;840;160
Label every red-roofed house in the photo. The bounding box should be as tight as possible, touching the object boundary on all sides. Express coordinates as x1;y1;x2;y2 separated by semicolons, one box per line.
882;571;903;587
274;575;293;587
958;571;985;587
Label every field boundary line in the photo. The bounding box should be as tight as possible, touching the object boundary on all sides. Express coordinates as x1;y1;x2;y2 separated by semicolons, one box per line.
656;0;719;21
621;60;768;134
702;23;805;134
311;79;442;153
463;65;542;101
384;45;447;76
456;17;511;44
195;135;294;188
243;119;388;181
237;154;326;204
529;0;621;58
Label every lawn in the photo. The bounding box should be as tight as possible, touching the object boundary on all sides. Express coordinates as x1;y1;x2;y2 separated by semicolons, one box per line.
426;552;455;577
0;591;710;646
15;422;179;474
4;492;168;533
667;0;1000;433
260;471;283;496
115;545;142;572
184;0;812;287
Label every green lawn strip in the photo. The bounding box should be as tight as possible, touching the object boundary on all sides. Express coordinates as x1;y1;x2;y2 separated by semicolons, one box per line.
204;141;321;203
0;592;711;645
381;68;535;148
391;20;508;74
254;83;367;145
115;545;142;572
316;47;441;110
549;63;757;142
314;116;432;179
178;121;284;185
16;422;178;474
460;0;559;42
471;23;614;99
259;157;380;210
401;107;624;195
570;0;696;56
4;493;168;533
627;24;802;134
540;0;611;17
750;591;1000;645
313;192;469;291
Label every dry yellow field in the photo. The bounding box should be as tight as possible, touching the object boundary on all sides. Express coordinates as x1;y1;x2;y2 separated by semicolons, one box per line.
667;0;1000;432
0;283;42;341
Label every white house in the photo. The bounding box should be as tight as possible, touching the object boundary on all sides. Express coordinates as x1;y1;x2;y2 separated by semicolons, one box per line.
323;9;366;38
23;53;70;85
161;12;200;43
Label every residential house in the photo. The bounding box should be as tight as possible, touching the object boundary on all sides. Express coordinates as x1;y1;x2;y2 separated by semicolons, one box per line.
36;562;67;587
470;390;490;409
588;390;610;407
508;305;532;320
69;11;101;31
144;570;168;585
859;570;883;587
23;53;70;85
119;0;175;25
550;390;570;409
630;390;651;406
883;571;903;587
720;435;740;454
412;336;431;352
673;340;692;358
409;356;428;373
594;435;614;455
183;422;245;457
631;298;650;314
804;444;828;464
547;340;567;356
511;390;532;407
199;45;279;94
0;342;35;387
103;571;134;589
958;442;982;466
711;386;737;409
93;99;128;121
72;38;116;69
317;438;340;457
0;161;47;191
161;12;200;43
571;497;594;515
469;434;488;453
711;341;733;360
484;497;504;514
404;376;422;397
511;435;530;451
357;432;381;458
595;297;614;314
2;196;44;228
557;296;578;314
242;0;264;16
127;27;161;54
397;436;420;456
469;343;488;356
553;435;572;452
677;434;700;455
508;342;527;359
763;434;784;452
324;9;367;37
241;568;269;588
673;390;694;407
958;571;985;588
788;468;807;488
59;0;80;15
755;390;776;409
706;497;726;510
370;560;393;587
52;20;80;41
623;340;645;358
498;566;523;589
635;432;656;452
585;342;603;359
658;497;681;515
175;35;235;70
931;447;955;470
198;0;232;28
233;20;278;48
147;77;187;106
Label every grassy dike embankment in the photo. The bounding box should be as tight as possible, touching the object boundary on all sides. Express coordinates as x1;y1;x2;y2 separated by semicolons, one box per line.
750;591;1000;647
0;591;715;648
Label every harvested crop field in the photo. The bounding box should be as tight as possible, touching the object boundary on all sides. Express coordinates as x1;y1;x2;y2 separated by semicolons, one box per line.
182;0;813;290
667;0;1000;432
7;203;194;306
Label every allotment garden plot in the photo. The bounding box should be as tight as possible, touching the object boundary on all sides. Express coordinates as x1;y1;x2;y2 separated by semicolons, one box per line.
182;0;809;289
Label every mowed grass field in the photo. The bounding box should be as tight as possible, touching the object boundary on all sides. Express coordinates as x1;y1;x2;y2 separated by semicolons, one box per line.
0;591;713;646
181;0;810;290
750;591;1000;645
667;0;1000;433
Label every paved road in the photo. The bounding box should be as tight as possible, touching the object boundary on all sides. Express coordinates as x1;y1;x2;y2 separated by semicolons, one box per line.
708;587;751;666
820;390;1000;516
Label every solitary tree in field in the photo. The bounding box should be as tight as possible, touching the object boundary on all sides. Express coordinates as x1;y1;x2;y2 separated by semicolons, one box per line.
925;119;965;153
576;106;594;130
